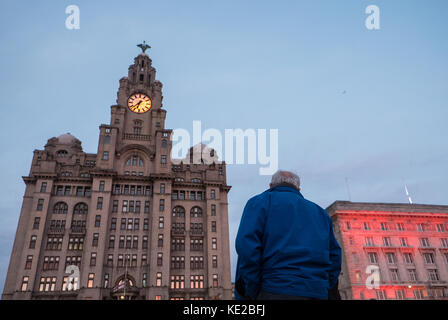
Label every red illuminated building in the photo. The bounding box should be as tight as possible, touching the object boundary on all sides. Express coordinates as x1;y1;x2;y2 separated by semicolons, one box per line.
327;201;448;300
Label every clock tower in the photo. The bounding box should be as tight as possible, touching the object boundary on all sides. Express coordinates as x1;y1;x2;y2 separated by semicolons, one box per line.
2;43;232;300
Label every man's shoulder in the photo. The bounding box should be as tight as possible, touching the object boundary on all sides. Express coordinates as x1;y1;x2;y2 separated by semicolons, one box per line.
302;198;332;220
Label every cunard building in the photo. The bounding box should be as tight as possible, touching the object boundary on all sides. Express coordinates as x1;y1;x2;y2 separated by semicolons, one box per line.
327;201;448;300
2;44;232;300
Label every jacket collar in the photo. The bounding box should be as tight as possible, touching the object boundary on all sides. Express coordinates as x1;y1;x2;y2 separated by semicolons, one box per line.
269;183;303;198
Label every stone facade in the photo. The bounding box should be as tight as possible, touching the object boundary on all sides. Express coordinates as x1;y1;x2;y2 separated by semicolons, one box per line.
327;201;448;300
2;51;232;300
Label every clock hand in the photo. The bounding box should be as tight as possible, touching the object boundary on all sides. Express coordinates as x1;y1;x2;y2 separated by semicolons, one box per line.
132;100;144;108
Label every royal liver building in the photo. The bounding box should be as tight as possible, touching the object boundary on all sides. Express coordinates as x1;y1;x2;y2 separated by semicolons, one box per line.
2;44;232;300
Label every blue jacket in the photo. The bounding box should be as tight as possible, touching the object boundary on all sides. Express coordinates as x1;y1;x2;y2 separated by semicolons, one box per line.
235;185;342;300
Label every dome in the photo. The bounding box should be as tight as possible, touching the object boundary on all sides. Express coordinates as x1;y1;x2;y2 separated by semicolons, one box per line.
57;133;78;144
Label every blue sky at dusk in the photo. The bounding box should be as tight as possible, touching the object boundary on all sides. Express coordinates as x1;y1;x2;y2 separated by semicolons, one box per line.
0;0;447;293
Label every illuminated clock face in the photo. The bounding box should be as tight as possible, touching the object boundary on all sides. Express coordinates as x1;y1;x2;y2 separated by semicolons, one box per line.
128;93;152;113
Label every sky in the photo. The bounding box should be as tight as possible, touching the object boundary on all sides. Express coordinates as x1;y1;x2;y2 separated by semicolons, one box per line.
0;0;447;294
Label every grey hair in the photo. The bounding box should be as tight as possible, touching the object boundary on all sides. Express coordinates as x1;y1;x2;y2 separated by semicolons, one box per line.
270;170;301;190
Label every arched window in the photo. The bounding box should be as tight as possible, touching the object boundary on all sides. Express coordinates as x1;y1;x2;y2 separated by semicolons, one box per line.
73;203;88;215
172;206;185;218
53;202;68;214
190;207;202;218
56;150;68;158
125;155;144;167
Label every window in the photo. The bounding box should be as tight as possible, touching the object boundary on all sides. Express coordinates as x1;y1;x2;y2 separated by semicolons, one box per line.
404;253;414;264
423;253;435;264
142;255;148;266
133;236;138;249
109;236;115;249
420;238;430;247
211;221;217;232
159;217;164;229
57;150;68;157
40;182;47;193
36;199;44;211
94;215;101;227
211;204;216;216
191;207;202;217
190;256;203;269
190;275;204;289
390;269;400;281
161;155;167;164
397;223;405;231
191;238;203;251
212;274;218;288
96;197;103;210
441;238;448;248
212;255;218;268
90;253;97;266
142;273;147;288
173;206;185;217
365;237;374;246
400;238;408;247
135;201;141;213
428;269;440;281
211;189;215;199
102;151;109;160
383;237;392;247
87;273;94;288
104;136;110;144
376;290;387;300
68;237;84;251
436;224;445;232
73;203;88;215
112;200;118;214
363;222;371;230
104;274;110;288
395;290;405;300
170;275;185;289
92;233;99;247
25;255;33;270
159;199;165;211
368;252;378;264
99;181;105;192
414;289;425;300
386;252;396;264
156;273;162;287
157;253;163;266
21;276;29;292
160;183;165;194
408;269;418;282
33;217;40;230
161;139;167;148
36;157;41;166
53;202;68;214
39;277;57;292
29;235;37;249
122;200;128;213
144;218;149;231
417;223;425;232
158;234;163;247
380;222;388;231
143;236;148;249
212;238;217;250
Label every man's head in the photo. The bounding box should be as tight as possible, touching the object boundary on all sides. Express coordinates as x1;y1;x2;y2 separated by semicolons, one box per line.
269;170;301;191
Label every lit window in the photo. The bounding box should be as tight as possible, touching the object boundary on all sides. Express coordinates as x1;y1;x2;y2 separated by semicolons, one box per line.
87;273;94;288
